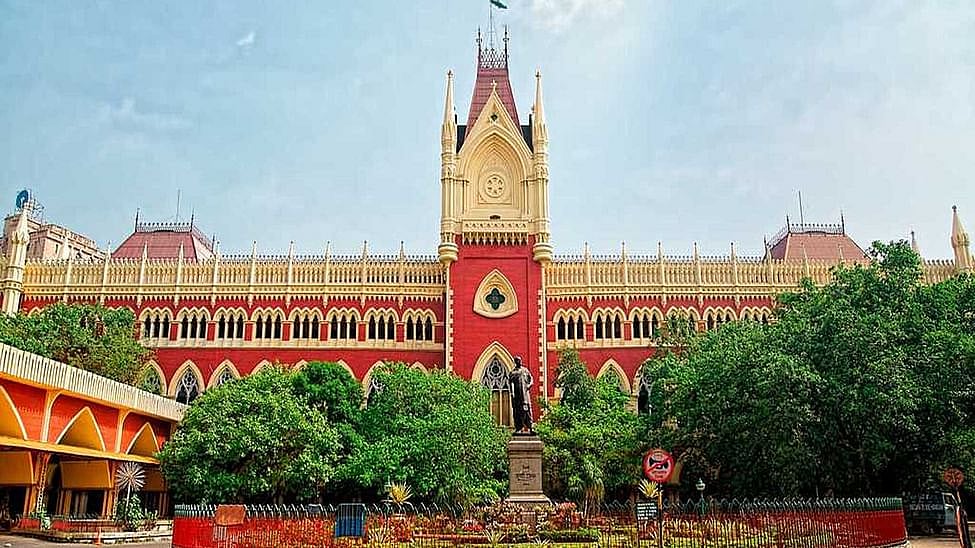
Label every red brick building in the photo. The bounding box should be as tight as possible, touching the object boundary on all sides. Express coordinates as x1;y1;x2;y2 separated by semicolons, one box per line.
1;34;970;426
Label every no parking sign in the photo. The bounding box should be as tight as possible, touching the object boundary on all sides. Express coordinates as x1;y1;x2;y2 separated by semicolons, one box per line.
643;448;674;483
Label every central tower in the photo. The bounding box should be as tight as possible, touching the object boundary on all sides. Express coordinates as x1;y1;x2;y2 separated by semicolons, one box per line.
438;28;552;264
439;29;552;421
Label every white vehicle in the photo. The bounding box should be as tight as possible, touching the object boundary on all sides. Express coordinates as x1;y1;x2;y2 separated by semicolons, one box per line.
904;492;958;534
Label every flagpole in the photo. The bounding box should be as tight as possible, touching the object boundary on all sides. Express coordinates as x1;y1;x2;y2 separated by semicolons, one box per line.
489;0;495;49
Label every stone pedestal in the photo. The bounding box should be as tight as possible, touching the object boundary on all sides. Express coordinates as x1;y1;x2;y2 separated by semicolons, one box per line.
506;434;551;505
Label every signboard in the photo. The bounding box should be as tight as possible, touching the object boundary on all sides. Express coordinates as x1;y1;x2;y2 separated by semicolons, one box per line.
643;449;675;483
944;468;965;489
635;501;659;521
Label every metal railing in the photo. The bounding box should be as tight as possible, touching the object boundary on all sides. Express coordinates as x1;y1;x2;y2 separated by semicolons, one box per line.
172;497;908;547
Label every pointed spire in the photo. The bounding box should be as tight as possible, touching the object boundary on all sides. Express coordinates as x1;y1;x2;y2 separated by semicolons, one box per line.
11;206;30;245
324;240;331;259
361;240;369;259
951;205;972;273
952;205;968;243
177;242;185;263
288;240;295;259
657;241;664;260
141;242;148;260
443;70;455;125
583;241;590;260
134;208;140;230
399;241;406;259
730;241;737;259
534;70;546;124
910;231;920;254
251;241;258;258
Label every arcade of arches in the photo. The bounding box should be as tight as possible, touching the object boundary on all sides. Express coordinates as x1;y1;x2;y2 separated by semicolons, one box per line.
0;345;183;522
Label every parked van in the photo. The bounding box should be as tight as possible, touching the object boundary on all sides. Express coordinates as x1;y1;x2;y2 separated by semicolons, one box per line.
904;492;958;534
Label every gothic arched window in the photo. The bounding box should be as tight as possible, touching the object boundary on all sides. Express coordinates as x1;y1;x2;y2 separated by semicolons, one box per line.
481;357;512;427
142;369;163;395
175;371;201;404
214;368;236;387
637;374;652;416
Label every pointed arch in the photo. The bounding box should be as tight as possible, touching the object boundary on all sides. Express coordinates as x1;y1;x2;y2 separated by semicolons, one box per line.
169;361;203;397
361;361;387;396
471;341;517;383
287;307;324;322
473;269;519;319
334;359;355;379
55;407;106;451
0;385;28;440
251;359;273;375
145;359;167;395
293;359;309;371
410;362;428;373
208;359;241;387
597;359;631;394
175;306;211;322
125;422;160;457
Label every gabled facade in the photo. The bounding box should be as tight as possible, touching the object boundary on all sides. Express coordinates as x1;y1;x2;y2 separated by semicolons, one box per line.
0;32;969;425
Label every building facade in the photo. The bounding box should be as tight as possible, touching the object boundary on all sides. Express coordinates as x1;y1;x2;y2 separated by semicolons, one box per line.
0;36;971;424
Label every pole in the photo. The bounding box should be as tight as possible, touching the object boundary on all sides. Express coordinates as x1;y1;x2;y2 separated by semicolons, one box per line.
657;488;664;548
798;190;804;227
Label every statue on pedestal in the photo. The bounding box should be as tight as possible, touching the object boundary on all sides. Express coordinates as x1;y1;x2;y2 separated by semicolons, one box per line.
509;356;533;434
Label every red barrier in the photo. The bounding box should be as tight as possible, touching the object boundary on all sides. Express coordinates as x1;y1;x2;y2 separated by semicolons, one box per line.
172;501;908;548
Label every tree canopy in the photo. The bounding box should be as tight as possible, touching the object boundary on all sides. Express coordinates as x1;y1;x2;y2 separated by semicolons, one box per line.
642;241;975;497
161;361;509;505
342;363;509;506
536;349;642;509
159;366;342;503
0;302;152;387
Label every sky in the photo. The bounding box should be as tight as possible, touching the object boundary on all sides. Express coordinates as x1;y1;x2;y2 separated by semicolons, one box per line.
0;0;972;259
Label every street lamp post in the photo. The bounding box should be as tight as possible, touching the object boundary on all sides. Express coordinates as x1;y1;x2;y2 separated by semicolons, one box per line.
696;478;706;516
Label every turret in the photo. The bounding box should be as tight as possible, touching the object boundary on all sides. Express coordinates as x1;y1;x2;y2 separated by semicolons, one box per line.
2;207;31;315
438;70;459;265
951;206;972;274
531;70;552;263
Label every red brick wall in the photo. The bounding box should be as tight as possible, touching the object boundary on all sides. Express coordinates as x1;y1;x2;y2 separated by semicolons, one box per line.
449;237;542;386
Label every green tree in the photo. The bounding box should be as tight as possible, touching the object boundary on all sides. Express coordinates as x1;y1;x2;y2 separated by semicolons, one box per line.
644;241;975;497
293;361;363;424
158;367;342;503
0;302;151;386
537;349;641;510
292;361;364;499
343;363;508;505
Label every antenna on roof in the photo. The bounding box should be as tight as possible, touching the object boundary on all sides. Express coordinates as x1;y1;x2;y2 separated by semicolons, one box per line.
797;190;805;227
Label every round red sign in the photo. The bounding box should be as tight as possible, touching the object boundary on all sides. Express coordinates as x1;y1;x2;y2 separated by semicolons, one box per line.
643;449;675;483
944;468;965;489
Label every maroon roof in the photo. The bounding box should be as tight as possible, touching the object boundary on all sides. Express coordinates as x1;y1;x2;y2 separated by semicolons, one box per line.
767;223;867;262
113;222;214;261
466;40;519;129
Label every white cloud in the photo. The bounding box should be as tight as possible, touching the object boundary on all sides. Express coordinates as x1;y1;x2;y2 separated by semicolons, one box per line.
236;31;256;48
527;0;625;33
99;98;191;132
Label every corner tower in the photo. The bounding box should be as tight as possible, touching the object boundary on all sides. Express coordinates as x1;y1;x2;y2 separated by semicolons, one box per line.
439;29;551;420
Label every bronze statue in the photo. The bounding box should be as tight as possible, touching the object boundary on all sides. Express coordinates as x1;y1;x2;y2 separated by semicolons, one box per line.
509;356;534;433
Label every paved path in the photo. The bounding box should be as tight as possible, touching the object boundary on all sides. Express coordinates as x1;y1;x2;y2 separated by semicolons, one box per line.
909;536;962;547
0;534;169;547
